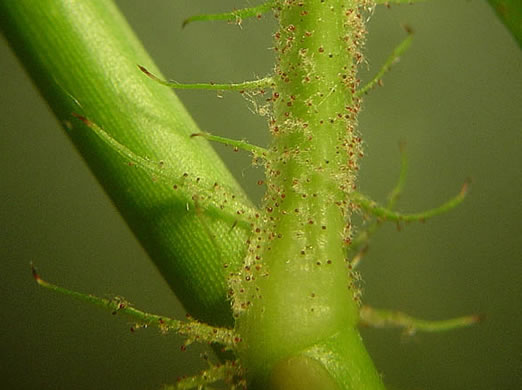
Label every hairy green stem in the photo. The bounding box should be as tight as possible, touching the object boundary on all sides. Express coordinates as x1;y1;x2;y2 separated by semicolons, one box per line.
233;1;385;388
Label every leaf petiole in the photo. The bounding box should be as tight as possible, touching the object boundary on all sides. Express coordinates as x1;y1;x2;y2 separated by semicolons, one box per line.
31;264;239;349
360;305;483;334
182;1;277;28
139;66;273;92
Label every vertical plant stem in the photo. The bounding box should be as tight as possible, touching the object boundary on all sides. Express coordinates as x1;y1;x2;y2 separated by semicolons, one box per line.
235;1;385;388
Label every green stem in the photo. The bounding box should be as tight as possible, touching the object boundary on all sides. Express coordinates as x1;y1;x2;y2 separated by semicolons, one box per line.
235;1;385;388
0;0;251;327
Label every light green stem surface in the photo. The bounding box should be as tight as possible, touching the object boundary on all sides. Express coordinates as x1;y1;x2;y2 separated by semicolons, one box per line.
0;0;251;327
234;1;385;388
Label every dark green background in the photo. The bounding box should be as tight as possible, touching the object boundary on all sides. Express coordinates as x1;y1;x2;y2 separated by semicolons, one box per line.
1;1;521;389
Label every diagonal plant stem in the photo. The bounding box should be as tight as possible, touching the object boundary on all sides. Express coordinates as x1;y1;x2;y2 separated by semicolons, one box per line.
0;0;250;327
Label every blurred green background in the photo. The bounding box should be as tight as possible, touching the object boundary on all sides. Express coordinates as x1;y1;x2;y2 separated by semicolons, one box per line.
1;1;521;389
